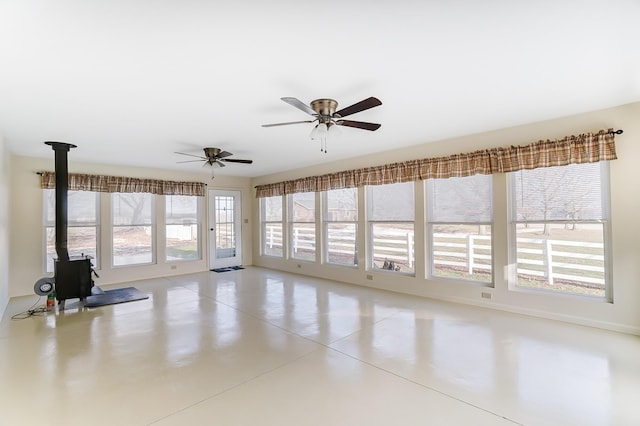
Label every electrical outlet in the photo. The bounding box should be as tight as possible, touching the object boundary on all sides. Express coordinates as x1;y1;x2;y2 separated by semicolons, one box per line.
366;274;373;280
170;265;177;270
481;292;491;299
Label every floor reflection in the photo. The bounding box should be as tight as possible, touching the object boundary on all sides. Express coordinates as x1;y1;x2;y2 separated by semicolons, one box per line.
3;267;638;425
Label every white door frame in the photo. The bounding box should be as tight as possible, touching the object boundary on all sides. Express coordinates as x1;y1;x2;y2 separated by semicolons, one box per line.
208;189;242;269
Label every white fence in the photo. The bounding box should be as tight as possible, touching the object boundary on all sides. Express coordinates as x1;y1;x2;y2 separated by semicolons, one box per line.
166;224;197;241
262;225;604;285
433;233;491;274
515;237;604;285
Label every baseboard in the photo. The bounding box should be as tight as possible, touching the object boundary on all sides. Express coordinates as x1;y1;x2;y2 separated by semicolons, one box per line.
434;294;640;336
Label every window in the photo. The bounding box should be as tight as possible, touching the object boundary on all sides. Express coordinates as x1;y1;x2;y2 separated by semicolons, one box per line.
44;190;99;272
213;194;239;260
112;193;154;266
509;162;610;298
323;188;358;267
427;174;493;283
289;192;316;261
261;196;283;257
166;195;200;261
367;182;414;273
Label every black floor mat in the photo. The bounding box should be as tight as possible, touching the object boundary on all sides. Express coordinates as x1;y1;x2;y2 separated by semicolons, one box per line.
84;287;149;307
211;266;245;273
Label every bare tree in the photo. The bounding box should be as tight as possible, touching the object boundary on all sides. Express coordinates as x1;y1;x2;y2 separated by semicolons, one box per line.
114;193;150;225
514;163;600;235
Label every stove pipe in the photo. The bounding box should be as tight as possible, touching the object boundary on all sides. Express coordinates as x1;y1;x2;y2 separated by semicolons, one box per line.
45;141;77;262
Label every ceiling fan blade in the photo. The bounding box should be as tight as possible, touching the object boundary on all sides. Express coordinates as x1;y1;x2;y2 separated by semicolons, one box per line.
334;97;382;118
214;161;226;168
338;120;381;131
281;97;317;116
221;158;253;164
175;151;206;160
177;160;205;164
262;120;314;128
217;150;233;158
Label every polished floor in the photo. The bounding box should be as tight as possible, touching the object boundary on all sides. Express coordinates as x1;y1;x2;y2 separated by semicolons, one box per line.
1;267;639;425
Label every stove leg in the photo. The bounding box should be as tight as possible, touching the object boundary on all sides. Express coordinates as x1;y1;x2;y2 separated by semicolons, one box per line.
59;299;66;311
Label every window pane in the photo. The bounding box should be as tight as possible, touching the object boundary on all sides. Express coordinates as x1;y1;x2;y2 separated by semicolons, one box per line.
45;190;97;225
214;195;235;248
429;174;492;222
427;174;493;283
326;223;358;266
113;226;153;266
262;195;283;258
290;192;315;222
515;223;605;297
263;196;282;221
166;195;198;224
324;188;358;267
46;227;98;272
289;192;316;261
44;190;99;273
166;224;199;261
112;193;153;225
368;182;414;221
263;223;283;257
371;223;414;273
166;195;199;261
325;188;358;221
510;162;608;298
432;224;492;282
112;193;154;266
291;223;316;261
513;162;603;221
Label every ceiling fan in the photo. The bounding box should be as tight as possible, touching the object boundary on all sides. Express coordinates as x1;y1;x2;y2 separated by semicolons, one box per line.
175;147;253;178
262;97;382;152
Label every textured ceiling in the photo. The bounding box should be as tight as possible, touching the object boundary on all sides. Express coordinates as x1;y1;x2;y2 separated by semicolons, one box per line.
1;0;639;178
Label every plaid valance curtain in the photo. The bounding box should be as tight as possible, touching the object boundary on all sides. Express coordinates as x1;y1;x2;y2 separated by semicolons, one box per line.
40;172;206;196
255;129;618;198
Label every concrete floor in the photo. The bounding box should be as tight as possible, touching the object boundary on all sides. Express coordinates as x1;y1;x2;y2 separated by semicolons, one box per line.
1;267;639;425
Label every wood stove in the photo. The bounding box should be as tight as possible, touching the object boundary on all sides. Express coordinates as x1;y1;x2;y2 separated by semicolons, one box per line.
45;141;95;309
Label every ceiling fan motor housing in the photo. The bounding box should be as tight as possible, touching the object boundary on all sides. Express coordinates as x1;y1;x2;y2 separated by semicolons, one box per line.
203;147;222;158
311;99;339;118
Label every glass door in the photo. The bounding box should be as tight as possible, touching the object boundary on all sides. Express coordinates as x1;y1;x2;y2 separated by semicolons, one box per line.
209;189;242;269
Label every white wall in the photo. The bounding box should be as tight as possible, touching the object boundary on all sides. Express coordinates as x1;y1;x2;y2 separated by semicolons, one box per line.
251;102;640;335
0;136;9;319
9;155;253;297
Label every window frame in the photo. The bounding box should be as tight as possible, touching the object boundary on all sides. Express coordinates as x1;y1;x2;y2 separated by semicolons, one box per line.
165;194;202;262
111;192;156;267
322;187;359;268
261;195;284;258
507;161;612;301
43;189;101;273
366;182;416;275
288;192;317;262
425;174;494;285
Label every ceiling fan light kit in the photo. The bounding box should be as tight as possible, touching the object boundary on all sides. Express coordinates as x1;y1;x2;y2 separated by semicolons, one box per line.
263;96;382;153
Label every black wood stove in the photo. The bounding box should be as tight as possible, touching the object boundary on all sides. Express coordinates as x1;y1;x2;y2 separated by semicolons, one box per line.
46;141;95;309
